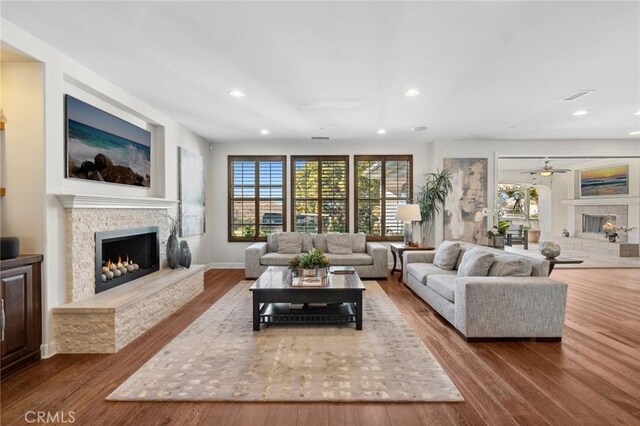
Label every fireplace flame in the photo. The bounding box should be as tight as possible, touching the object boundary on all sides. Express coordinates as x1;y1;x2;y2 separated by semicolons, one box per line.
117;256;123;268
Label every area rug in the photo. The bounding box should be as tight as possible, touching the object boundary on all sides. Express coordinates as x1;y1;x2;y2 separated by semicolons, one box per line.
107;280;463;402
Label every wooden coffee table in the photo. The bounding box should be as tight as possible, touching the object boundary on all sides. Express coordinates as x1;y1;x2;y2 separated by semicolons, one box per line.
390;243;435;281
249;266;366;331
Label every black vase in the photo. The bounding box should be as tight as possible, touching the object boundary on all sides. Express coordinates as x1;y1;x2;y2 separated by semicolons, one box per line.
179;240;192;269
166;233;180;269
0;237;20;260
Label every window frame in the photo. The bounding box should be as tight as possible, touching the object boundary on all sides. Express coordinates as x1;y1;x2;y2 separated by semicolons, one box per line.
354;155;413;241
290;155;350;234
227;155;287;242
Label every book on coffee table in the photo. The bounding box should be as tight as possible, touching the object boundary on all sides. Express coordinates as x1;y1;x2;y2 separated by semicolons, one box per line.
329;266;356;274
291;277;325;287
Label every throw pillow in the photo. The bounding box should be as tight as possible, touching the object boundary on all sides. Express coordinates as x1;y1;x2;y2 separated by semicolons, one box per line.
301;233;314;252
267;233;279;253
351;233;367;253
277;233;303;254
457;248;495;277
327;234;353;254
433;241;461;270
489;254;533;277
313;234;328;252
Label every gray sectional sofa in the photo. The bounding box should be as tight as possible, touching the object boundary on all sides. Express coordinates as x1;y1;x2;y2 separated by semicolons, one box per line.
403;241;568;340
245;232;388;279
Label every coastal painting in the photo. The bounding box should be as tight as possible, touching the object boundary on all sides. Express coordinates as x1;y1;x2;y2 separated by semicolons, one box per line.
443;158;488;244
580;165;628;197
179;147;206;237
65;95;151;187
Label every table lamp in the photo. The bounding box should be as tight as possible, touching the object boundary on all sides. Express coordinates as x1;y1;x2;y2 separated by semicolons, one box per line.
395;204;422;246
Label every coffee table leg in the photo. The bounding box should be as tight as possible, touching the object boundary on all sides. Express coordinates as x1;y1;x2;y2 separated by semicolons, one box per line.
253;294;260;331
356;293;363;330
392;251;398;275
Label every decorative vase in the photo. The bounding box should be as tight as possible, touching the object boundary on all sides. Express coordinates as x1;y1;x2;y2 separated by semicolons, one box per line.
166;233;180;269
528;230;541;243
0;237;19;260
301;268;316;277
179;240;192;268
490;235;505;248
561;229;570;237
608;235;617;243
539;241;561;259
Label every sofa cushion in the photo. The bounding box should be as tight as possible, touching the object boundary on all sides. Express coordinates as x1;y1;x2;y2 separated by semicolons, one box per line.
433;241;461;270
426;275;457;303
407;263;457;284
278;233;303;254
269;232;313;253
313;234;328;252
457;248;494;277
327;234;353;254
489;254;533;277
325;253;373;266
261;253;295;266
351;233;367;253
267;233;279;253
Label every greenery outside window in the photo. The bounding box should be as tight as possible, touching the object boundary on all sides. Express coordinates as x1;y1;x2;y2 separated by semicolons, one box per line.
228;156;286;242
291;156;349;234
355;155;412;241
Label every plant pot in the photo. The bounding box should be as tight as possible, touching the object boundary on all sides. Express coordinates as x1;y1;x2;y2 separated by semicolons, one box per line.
166;233;180;269
301;268;316;277
528;230;541;244
490;235;505;248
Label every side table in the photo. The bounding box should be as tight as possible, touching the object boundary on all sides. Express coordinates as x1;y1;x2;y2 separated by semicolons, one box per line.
390;243;435;281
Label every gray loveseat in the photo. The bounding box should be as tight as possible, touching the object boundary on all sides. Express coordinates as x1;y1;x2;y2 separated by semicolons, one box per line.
403;241;568;340
245;232;388;279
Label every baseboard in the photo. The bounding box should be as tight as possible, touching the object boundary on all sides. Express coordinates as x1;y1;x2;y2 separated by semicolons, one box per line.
208;263;245;269
41;341;57;359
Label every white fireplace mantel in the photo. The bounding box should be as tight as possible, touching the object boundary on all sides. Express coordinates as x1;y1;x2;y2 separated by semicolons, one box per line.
56;194;178;209
561;197;640;206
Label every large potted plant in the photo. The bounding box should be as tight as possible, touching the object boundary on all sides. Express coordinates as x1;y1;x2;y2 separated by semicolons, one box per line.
415;169;453;245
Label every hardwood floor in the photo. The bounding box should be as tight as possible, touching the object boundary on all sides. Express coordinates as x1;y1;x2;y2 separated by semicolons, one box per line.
1;268;639;425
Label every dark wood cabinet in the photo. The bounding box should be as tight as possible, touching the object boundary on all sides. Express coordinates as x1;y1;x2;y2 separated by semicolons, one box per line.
1;254;43;379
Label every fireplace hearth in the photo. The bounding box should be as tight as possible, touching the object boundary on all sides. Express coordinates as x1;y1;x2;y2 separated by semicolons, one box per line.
95;227;160;293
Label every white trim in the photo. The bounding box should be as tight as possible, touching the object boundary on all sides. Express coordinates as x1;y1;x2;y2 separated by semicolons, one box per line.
561;197;640;206
56;193;178;209
41;341;57;359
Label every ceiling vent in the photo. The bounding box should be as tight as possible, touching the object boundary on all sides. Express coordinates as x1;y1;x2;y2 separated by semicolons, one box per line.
559;90;594;102
310;136;330;140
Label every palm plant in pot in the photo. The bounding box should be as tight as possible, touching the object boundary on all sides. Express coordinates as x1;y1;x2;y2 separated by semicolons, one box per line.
415;168;453;246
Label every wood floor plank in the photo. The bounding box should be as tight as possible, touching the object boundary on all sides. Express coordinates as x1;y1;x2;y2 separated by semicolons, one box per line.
1;268;639;426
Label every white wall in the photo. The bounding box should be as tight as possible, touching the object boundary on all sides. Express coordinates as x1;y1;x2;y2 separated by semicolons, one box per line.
1;19;214;357
1;62;46;253
209;141;430;267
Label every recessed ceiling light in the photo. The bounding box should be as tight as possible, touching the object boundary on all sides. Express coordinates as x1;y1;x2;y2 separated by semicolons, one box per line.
411;126;428;132
628;130;640;136
229;90;245;98
405;88;420;97
634;110;640;116
377;129;387;135
260;129;269;135
572;110;589;116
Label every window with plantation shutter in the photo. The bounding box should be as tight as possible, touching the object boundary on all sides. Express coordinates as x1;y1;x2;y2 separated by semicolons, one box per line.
291;156;349;234
228;156;286;242
355;155;412;241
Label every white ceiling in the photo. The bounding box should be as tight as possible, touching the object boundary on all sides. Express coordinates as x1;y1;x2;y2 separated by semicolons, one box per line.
2;1;640;143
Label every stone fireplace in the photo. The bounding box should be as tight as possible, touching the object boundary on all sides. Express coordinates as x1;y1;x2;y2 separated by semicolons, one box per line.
95;226;160;293
582;214;615;234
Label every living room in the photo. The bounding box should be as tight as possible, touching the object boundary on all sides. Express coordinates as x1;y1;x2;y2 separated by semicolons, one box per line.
1;1;639;425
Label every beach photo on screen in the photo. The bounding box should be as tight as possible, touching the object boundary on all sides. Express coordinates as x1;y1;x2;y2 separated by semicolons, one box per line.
65;95;151;187
580;164;628;197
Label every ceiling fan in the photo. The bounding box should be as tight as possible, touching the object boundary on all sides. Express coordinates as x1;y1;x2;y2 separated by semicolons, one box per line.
521;159;571;177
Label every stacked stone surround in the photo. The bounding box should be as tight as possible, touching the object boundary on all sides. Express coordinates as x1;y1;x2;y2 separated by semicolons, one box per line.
573;205;628;241
54;266;204;353
65;208;169;302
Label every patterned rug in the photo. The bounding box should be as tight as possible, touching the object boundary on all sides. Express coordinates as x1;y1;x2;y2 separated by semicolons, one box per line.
107;280;463;402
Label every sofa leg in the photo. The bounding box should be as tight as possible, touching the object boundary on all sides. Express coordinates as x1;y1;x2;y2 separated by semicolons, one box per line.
464;336;562;343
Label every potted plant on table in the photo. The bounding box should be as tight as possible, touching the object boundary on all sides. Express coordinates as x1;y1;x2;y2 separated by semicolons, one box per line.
486;220;510;248
288;249;330;277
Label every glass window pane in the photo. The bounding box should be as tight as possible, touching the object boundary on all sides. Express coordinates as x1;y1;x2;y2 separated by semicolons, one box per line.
322;200;347;233
259;201;284;236
259;161;283;186
294;159;319;198
357;200;381;236
385;160;410;199
385;199;407;236
321;160;347;198
357;160;382;199
294;200;318;233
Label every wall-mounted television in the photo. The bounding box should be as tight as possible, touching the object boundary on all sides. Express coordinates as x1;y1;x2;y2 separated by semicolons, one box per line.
65;95;151;187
